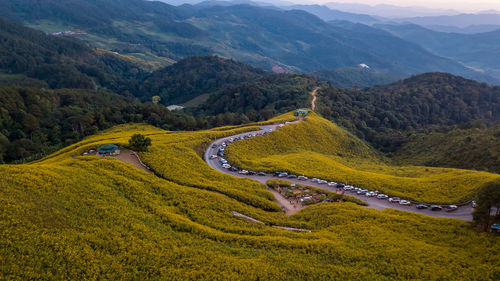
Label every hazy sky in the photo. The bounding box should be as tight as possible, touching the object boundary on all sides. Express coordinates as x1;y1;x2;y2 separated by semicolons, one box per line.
303;0;500;12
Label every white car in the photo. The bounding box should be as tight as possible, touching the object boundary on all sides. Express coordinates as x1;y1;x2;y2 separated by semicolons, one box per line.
389;197;401;203
311;178;320;183
377;194;388;199
365;192;376;197
222;164;231;169
298;175;308;181
399;200;411;205
239;170;249;175
210;155;218;159
327;182;337;186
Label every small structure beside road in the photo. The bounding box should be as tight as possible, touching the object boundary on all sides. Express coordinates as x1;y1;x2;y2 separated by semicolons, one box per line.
97;144;120;156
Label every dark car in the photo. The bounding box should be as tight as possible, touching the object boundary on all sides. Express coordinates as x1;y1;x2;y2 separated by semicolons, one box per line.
416;204;428;209
248;171;256;175
278;173;288;178
288;174;297;178
273;172;281;177
229;167;238;172
257;172;266;176
336;183;345;189
430;205;442;211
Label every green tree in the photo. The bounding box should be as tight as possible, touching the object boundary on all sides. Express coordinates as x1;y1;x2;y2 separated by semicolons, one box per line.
128;134;152;152
152;96;161;105
473;180;500;232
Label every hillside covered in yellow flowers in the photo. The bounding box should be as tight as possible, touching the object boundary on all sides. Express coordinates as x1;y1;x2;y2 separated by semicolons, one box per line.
1;118;499;280
226;113;500;204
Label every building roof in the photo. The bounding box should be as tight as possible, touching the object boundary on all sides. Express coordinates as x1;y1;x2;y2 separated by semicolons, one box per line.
97;144;119;153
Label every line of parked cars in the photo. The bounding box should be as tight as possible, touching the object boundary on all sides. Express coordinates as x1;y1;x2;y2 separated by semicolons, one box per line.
210;128;466;213
269;174;463;212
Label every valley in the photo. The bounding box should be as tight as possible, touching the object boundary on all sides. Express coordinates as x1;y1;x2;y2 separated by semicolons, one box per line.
0;0;499;279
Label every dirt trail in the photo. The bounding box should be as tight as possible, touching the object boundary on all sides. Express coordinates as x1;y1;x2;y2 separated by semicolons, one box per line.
311;87;319;111
268;188;303;216
110;148;152;173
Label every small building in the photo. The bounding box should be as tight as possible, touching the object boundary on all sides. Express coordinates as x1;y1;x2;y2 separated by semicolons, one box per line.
167;105;184;111
97;144;120;156
294;109;309;117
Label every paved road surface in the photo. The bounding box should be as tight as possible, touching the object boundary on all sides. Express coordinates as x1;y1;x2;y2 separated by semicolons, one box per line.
204;123;474;221
311;87;319;111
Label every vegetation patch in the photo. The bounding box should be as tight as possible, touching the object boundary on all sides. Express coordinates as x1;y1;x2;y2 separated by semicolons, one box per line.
0;121;499;279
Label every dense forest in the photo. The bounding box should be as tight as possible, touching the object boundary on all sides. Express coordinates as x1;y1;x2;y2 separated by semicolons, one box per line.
0;86;220;163
139;55;266;105
193;74;318;120
0;17;149;93
312;67;397;89
316;73;500;152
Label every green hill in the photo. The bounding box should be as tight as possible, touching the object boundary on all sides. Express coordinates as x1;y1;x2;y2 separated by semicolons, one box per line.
0;120;499;280
0;17;153;92
392;125;500;173
139;55;266;105
316;72;500;152
312;67;398;88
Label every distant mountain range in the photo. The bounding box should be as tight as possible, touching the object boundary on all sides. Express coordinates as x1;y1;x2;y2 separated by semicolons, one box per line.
378;24;500;81
0;0;498;84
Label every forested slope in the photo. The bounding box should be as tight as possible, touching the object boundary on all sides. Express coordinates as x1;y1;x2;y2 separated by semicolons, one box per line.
317;72;500;152
0;17;150;92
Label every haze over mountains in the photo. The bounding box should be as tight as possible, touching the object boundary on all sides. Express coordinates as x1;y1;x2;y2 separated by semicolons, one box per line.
1;0;499;85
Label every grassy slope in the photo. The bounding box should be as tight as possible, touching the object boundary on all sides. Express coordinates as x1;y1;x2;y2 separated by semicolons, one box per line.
225;113;500;204
0;122;499;280
392;126;500;174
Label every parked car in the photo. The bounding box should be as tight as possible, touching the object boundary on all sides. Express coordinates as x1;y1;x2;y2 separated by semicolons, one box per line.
446;205;458;212
337;184;346;189
278;173;288;178
257;172;266;176
248;171;256;175
229;167;238;172
366;192;376;197
357;189;368;195
388;197;401;203
210;155;218;159
273;172;281;177
288;174;297;178
472;201;477;208
311;178;320;183
327;182;337;186
239;170;249;175
399;200;411;205
318;180;328;184
298;176;308;181
222;164;231;169
211;144;217;149
416;204;428;209
430;205;442;211
377;194;388;199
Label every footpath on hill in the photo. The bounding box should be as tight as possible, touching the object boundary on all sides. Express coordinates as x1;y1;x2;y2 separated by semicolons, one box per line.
311;87;319;111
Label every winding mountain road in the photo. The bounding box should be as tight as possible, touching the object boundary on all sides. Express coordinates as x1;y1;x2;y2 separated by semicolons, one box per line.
203;123;475;221
311;87;319;111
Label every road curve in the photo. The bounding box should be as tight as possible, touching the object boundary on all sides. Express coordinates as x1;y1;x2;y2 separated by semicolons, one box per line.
203;123;474;221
